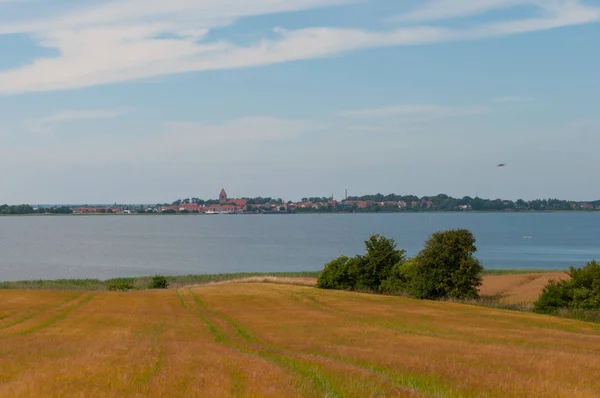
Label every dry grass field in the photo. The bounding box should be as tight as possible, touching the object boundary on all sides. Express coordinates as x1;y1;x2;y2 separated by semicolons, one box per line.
1;273;598;397
479;272;570;304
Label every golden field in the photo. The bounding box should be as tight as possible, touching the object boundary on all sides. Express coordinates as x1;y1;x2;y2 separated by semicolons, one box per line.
1;273;599;397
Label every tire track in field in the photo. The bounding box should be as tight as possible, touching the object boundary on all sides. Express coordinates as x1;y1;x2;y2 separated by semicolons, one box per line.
16;293;95;336
134;322;167;392
177;288;344;398
0;292;83;334
297;291;583;352
188;288;424;398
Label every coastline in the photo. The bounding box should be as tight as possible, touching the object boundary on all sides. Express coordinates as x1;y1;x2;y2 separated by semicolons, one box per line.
1;210;599;217
0;269;565;291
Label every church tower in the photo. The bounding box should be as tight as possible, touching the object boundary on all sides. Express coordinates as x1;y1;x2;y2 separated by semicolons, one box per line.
219;189;228;204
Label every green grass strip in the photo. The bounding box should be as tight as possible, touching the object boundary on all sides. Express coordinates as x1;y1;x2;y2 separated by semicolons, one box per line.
17;293;94;336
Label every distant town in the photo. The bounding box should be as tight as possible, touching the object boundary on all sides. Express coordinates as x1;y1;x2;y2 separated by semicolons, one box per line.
1;189;600;215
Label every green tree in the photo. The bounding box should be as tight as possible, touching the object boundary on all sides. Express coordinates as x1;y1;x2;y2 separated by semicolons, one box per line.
411;229;483;299
150;275;169;289
380;258;418;294
357;234;405;291
317;256;360;290
535;260;600;314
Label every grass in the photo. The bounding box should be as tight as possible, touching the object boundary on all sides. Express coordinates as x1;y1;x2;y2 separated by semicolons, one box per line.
0;272;321;291
1;283;600;396
0;269;566;291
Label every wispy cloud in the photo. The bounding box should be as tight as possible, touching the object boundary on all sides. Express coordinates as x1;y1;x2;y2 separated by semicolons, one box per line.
24;108;132;133
160;116;318;146
38;108;132;124
391;0;534;23
341;104;485;119
0;0;598;95
491;96;534;103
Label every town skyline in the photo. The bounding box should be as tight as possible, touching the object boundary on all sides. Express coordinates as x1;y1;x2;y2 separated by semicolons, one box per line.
4;188;599;215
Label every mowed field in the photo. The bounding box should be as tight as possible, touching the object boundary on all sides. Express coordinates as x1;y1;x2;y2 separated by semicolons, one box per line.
1;274;599;397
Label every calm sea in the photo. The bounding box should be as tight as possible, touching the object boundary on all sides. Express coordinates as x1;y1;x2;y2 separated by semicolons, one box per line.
0;213;599;281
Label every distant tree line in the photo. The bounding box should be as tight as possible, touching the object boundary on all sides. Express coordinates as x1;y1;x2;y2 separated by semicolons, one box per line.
0;205;72;215
343;194;598;212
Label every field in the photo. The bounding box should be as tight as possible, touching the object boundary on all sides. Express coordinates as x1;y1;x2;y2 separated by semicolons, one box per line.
1;273;599;397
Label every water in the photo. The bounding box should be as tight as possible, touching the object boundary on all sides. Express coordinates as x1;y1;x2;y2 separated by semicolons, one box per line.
0;213;599;281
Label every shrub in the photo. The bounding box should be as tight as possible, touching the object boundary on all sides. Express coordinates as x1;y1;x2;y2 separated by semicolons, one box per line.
535;260;600;314
317;234;405;292
358;234;406;291
411;229;483;300
317;256;360;290
150;275;169;289
380;258;418;295
106;281;134;291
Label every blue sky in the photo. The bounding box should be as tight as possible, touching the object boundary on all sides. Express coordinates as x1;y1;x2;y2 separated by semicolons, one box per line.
0;0;599;204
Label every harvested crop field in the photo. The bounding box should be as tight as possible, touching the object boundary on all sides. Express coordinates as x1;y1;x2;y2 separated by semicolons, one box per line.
1;281;598;397
479;272;569;303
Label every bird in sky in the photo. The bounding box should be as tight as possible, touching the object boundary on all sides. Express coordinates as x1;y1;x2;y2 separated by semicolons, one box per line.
497;163;507;167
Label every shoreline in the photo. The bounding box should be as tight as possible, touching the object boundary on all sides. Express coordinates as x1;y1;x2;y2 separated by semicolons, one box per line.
0;269;566;291
1;210;599;217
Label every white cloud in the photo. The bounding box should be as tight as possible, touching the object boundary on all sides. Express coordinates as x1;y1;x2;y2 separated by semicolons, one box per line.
0;0;352;35
341;104;485;119
0;0;598;95
392;0;535;23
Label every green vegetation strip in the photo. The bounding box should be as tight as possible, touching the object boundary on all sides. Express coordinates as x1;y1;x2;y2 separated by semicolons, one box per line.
17;293;95;336
0;270;566;291
176;290;225;343
0;292;81;330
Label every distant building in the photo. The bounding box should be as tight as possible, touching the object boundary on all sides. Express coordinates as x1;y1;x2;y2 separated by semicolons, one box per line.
219;189;228;205
344;200;368;209
227;199;248;207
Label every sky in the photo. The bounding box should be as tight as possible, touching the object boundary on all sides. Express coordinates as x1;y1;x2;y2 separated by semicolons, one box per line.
0;0;599;204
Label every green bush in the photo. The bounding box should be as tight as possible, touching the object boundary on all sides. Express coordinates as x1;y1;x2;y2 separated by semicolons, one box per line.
106;281;134;291
358;234;406;291
410;229;483;300
150;275;169;289
380;258;418;295
317;234;406;292
317;230;483;301
317;256;359;290
535;260;600;314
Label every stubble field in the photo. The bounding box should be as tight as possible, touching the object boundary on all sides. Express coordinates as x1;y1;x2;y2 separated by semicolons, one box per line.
1;273;598;397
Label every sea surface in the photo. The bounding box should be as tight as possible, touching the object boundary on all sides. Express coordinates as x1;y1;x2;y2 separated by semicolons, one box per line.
0;213;599;281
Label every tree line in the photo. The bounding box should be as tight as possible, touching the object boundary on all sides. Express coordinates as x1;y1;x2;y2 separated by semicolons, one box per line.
343;194;598;212
318;230;484;299
0;205;72;215
318;231;600;322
